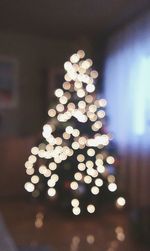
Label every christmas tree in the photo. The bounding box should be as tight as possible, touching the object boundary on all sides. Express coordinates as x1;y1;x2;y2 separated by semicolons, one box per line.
24;50;126;215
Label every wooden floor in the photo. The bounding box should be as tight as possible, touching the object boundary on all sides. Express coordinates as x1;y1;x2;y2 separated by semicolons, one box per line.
0;199;149;251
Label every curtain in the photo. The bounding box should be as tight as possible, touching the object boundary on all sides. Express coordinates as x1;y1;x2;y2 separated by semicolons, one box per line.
104;11;150;207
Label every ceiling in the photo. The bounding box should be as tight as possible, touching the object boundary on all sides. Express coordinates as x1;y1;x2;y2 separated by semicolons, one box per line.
0;0;149;39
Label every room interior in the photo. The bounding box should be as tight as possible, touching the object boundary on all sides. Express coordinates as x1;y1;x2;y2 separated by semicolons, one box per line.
0;1;150;251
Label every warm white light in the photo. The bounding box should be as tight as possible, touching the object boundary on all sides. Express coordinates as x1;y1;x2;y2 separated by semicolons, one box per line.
72;142;79;150
31;147;39;155
106;156;115;164
84;176;92;184
70;181;78;190
89;104;97;113
97;165;105;173
77;154;85;162
116;197;126;208
47;179;56;187
78;163;86;171
90;70;98;79
78;101;86;109
25;161;33;169
64;61;72;71
48;188;56;197
75;81;82;89
108;175;116;183
72;129;80;137
95;159;103;166
44;169;51;178
97;110;105;118
55;137;63;145
85;95;93;103
86;235;95;244
63;81;71;90
70;53;80;63
39;165;47;175
56;104;64;112
86;84;95;93
31;175;39;184
42;124;52;138
96;153;103;160
91;186;99;195
93;121;102;130
49;162;57;171
26;168;34;175
87;204;95;213
64;73;71;81
86;160;94;168
66;126;73;134
99;99;107;107
87;59;93;66
95;178;103;187
68;149;74;156
59;96;68;104
74;172;82;181
28;155;37;164
38;149;46;158
24;182;35;192
81;60;91;69
108;183;117;192
48;109;56;117
67;102;76;111
55;88;64;97
77;89;85;98
51;174;59;182
64;91;71;99
71;199;79;207
117;232;125;241
72;207;81;215
77;50;85;58
78;136;87;145
63;132;70;140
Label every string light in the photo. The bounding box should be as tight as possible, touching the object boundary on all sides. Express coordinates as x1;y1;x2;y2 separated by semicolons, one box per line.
95;178;103;187
77;50;85;58
48;188;56;197
70;181;78;190
26;168;34;175
31;147;39;155
31;175;39;184
72;207;81;215
77;154;85;162
108;183;117;192
116;197;126;208
78;163;86;171
55;88;64;98
48;109;56;117
25;50;125;215
24;182;35;192
87;204;95;213
106;156;115;164
84;175;92;184
71;199;79;207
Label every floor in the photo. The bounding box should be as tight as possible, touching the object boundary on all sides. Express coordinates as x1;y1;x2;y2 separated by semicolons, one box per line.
0;199;149;251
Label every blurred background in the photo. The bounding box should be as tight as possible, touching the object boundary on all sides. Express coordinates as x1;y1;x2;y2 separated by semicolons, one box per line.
0;1;150;251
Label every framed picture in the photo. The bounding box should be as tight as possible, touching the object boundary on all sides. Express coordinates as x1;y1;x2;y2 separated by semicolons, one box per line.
0;57;18;109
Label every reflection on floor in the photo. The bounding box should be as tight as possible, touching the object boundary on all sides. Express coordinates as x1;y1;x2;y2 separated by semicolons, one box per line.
0;200;149;251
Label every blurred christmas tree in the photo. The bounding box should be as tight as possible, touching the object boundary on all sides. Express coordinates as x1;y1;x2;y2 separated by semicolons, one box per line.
24;50;126;215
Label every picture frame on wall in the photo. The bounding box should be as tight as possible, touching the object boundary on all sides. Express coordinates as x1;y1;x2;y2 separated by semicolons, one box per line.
0;57;18;109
